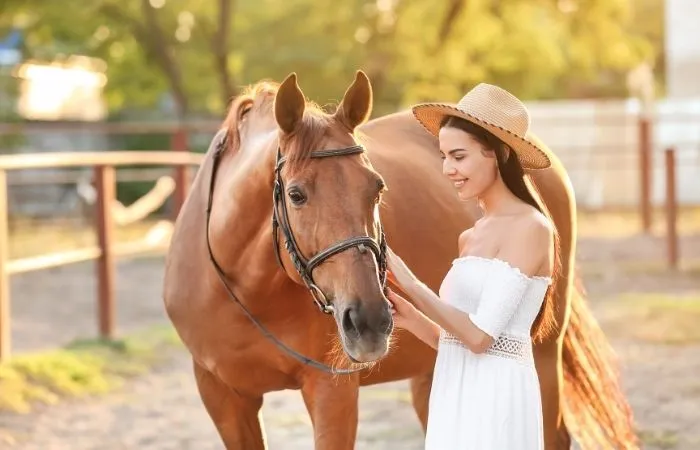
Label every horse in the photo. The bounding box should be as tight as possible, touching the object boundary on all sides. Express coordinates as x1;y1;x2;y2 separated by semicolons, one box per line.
163;70;638;450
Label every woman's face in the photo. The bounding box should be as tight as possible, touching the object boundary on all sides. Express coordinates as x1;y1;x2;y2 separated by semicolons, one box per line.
438;125;499;201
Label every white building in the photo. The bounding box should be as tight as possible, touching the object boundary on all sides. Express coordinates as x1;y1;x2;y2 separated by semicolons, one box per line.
524;0;700;209
665;0;700;98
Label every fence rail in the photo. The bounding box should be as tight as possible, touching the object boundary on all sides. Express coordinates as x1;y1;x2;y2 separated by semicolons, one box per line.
0;121;220;135
0;150;205;361
0;151;202;170
0;114;693;361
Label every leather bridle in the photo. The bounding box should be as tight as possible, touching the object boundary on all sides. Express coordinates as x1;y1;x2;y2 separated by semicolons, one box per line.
204;134;388;374
271;145;388;314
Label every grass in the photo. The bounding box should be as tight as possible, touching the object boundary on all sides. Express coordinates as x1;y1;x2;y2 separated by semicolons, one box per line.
638;429;679;449
598;292;700;345
0;324;182;413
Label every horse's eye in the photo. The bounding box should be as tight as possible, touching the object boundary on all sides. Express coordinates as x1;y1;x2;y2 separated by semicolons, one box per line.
288;188;307;205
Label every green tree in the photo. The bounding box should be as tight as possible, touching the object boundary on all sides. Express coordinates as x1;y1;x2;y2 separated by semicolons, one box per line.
2;0;236;117
1;0;663;118
390;0;657;103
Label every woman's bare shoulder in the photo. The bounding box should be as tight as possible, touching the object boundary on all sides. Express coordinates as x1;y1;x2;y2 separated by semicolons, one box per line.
496;211;554;278
457;227;474;255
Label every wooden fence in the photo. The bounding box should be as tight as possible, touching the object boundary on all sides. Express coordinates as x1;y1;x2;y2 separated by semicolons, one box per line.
0;150;205;361
0;119;688;361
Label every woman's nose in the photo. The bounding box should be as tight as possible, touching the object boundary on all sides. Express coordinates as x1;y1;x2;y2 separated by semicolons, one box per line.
442;160;455;176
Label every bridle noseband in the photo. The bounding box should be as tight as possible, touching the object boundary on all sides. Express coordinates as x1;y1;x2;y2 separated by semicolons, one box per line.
204;134;388;375
271;145;388;314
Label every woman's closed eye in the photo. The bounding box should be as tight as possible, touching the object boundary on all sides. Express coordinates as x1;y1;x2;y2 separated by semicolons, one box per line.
440;152;466;161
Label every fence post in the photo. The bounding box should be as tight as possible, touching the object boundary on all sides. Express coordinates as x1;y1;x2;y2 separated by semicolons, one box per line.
94;165;116;339
0;169;9;361
665;147;679;270
639;116;653;233
171;126;190;220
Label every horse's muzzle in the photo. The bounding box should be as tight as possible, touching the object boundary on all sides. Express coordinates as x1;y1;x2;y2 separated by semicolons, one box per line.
336;300;393;362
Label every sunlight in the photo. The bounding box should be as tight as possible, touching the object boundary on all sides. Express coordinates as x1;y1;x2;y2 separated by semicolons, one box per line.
354;26;371;44
376;0;395;13
175;27;191;43
176;10;194;43
93;26;111;42
13;57;108;121
178;11;195;28
557;0;578;14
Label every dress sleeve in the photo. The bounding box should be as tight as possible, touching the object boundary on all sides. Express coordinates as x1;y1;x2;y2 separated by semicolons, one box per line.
468;259;532;339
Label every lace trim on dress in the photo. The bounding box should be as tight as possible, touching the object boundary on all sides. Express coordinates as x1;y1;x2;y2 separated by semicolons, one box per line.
440;331;534;366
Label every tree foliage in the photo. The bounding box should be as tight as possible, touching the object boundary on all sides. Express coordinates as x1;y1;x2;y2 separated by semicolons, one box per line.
0;0;663;118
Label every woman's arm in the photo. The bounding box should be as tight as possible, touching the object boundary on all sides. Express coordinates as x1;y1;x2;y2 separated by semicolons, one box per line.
388;257;494;353
405;281;493;353
388;219;552;354
397;304;442;350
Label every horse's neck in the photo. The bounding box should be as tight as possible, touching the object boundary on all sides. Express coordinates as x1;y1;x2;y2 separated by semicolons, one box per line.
208;136;288;298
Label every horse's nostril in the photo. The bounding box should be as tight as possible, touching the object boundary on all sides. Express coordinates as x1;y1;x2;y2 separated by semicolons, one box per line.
342;305;369;337
342;307;358;336
342;300;397;338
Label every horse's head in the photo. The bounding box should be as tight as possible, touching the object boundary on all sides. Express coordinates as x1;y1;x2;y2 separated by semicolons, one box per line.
268;71;392;363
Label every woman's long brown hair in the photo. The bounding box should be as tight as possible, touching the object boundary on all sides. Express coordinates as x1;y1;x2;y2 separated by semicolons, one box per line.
440;115;560;342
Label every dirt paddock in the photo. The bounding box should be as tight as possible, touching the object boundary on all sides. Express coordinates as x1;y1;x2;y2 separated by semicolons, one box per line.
1;230;699;449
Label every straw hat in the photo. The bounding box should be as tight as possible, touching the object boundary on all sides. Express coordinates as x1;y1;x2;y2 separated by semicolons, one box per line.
412;83;551;170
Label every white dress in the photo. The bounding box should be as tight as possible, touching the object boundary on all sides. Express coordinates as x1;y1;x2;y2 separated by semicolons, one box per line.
424;255;551;450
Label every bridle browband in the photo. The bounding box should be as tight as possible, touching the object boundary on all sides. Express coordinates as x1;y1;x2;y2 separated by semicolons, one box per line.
205;134;388;375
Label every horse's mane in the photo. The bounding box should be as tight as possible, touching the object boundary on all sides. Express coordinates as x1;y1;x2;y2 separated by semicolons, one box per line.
222;81;278;153
222;81;350;174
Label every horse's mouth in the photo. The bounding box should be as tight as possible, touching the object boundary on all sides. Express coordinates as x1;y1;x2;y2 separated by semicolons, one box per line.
335;323;391;364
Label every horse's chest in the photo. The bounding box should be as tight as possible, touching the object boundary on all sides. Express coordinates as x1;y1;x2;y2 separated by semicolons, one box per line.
197;325;307;394
216;351;301;394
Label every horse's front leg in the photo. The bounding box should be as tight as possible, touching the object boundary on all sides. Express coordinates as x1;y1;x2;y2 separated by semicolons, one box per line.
193;360;267;450
301;373;360;450
410;371;434;432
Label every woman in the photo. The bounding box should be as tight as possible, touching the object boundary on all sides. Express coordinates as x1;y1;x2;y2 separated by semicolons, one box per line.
386;83;559;449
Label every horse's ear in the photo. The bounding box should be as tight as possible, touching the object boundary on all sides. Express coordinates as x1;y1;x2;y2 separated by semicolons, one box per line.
274;72;306;134
334;70;373;131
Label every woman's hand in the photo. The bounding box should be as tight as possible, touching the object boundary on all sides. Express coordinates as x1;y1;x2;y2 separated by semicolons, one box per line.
386;247;420;295
387;288;420;330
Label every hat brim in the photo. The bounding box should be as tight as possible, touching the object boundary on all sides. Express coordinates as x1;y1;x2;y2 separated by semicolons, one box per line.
411;103;551;170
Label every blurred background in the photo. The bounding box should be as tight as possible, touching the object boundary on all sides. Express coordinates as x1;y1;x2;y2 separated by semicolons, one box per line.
0;0;698;449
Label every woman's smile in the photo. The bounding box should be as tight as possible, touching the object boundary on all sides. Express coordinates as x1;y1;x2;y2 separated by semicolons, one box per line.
452;178;468;189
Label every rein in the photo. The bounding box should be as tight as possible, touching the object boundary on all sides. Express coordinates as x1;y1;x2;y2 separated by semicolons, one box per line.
205;135;388;375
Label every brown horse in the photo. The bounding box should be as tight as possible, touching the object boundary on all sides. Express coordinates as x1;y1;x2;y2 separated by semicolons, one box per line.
163;71;638;449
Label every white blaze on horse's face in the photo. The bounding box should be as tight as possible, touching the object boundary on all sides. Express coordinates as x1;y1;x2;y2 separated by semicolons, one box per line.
272;71;394;364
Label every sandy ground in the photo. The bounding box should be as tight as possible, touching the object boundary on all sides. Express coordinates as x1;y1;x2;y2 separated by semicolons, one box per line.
1;234;699;449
